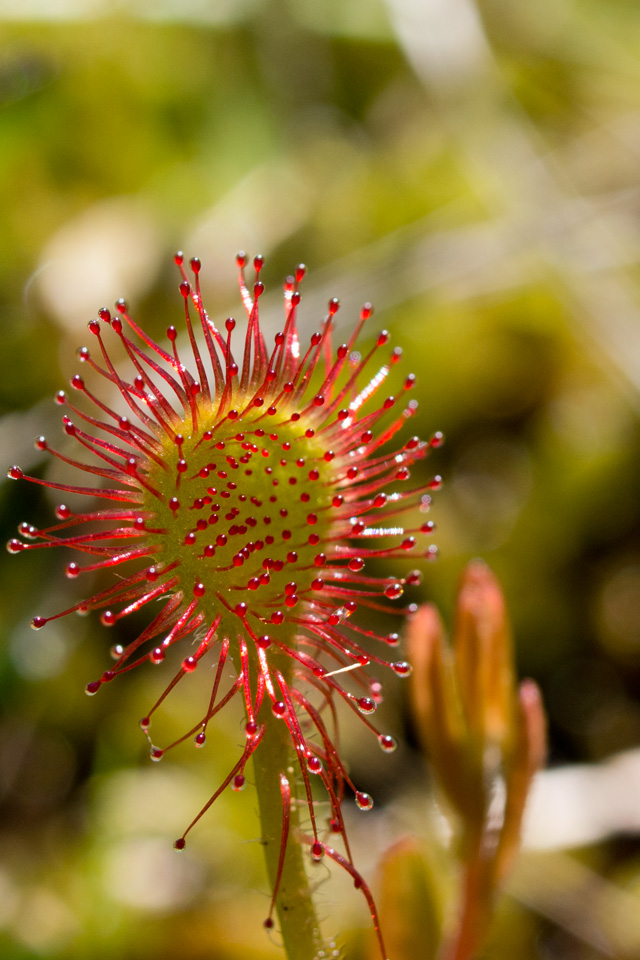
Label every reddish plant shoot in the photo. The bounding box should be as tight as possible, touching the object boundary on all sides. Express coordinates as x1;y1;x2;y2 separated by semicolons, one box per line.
8;254;441;958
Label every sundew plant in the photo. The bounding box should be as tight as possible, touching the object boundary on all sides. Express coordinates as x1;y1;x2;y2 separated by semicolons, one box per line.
8;254;442;960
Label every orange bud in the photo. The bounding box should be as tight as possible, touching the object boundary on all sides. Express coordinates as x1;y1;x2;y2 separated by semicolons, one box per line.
495;678;547;880
408;603;481;823
454;560;515;749
408;562;547;923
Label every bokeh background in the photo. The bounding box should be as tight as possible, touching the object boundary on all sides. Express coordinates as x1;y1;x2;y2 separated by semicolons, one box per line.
2;1;640;958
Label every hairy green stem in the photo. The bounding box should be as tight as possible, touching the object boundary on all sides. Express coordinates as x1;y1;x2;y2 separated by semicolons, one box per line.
252;685;325;960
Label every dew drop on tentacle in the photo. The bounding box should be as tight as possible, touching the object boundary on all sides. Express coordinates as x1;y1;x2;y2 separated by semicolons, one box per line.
232;774;246;792
384;582;403;600
391;661;413;678
356;697;377;715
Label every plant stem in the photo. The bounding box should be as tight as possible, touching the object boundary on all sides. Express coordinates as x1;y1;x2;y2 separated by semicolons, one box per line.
252;690;325;960
445;835;495;960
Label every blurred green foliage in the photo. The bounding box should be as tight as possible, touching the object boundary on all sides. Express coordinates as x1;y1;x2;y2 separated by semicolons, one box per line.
2;1;640;958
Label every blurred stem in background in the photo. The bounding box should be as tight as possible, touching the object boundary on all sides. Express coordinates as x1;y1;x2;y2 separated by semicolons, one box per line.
371;562;546;960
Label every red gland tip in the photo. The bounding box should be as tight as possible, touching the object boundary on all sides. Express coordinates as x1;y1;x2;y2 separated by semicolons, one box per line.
357;697;376;715
391;661;413;677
